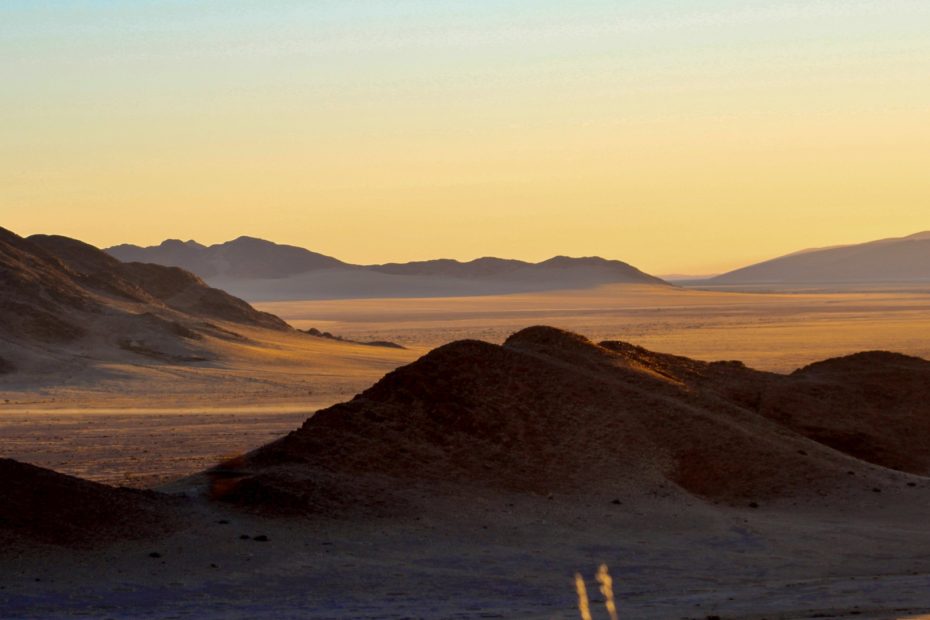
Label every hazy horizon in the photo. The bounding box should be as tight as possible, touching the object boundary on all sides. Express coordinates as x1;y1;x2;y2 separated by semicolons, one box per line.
12;226;930;279
6;5;930;619
3;1;929;274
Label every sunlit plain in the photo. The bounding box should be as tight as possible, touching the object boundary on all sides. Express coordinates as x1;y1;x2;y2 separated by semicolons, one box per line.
258;284;930;372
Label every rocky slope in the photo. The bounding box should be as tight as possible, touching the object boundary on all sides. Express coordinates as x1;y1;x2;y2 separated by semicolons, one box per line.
0;458;178;547
209;326;929;515
0;227;288;374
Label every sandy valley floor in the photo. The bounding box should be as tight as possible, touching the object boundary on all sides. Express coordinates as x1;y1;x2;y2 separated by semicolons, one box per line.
0;323;417;487
258;284;930;372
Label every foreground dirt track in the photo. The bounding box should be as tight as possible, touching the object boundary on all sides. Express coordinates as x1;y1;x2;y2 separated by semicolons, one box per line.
4;492;930;620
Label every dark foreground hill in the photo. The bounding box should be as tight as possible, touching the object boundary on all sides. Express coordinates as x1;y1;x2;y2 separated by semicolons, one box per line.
5;326;930;545
0;459;178;547
209;326;930;516
0;227;288;374
107;237;669;300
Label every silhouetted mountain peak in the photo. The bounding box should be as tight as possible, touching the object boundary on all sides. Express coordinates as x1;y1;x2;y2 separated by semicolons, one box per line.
539;255;607;267
160;238;206;249
224;235;277;247
106;237;669;298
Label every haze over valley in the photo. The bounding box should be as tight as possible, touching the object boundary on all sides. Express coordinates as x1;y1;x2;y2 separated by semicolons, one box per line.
108;236;668;300
109;230;930;303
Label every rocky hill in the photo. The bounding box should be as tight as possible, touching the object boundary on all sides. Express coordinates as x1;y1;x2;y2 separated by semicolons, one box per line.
0;227;289;375
0;458;178;547
208;326;929;516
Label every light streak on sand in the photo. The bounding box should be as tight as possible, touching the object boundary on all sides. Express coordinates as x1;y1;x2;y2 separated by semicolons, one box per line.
596;564;619;620
574;572;592;620
576;565;617;620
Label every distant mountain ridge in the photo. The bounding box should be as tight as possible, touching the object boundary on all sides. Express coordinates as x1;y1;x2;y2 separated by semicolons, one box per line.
107;237;669;300
107;236;348;279
709;231;930;285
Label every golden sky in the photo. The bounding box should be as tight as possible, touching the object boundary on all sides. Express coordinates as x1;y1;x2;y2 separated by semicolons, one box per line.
2;1;929;274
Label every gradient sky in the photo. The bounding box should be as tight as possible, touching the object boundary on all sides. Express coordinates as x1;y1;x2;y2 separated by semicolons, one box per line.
2;1;929;274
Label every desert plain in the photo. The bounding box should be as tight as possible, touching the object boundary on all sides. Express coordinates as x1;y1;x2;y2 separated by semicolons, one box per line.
7;1;930;616
6;284;930;487
4;283;930;619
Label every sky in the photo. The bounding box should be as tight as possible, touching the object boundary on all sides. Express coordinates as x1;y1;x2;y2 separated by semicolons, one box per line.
2;1;929;274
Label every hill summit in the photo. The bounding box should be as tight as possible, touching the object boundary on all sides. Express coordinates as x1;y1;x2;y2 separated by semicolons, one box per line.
709;231;930;285
208;326;930;516
0;227;288;375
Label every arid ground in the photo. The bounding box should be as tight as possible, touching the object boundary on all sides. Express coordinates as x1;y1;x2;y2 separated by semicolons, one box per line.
0;323;416;488
5;490;930;620
258;284;930;372
4;284;930;620
4;318;930;619
4;284;930;489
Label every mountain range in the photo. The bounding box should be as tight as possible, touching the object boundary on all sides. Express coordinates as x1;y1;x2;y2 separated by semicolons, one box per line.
107;237;669;301
708;231;930;285
109;230;930;300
